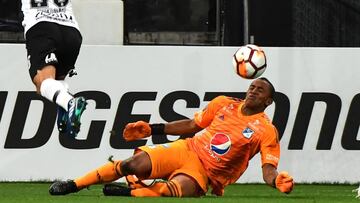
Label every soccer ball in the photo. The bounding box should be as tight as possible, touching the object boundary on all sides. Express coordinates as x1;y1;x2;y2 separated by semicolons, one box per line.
232;44;267;79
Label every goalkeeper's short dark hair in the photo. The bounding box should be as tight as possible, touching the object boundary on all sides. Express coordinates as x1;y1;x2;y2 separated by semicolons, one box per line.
258;77;275;99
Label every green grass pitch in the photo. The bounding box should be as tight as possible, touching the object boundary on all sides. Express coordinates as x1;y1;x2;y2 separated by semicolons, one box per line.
0;183;358;203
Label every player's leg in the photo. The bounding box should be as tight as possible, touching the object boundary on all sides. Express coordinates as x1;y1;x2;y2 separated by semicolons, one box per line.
28;46;73;114
103;181;163;197
103;173;204;197
103;140;208;197
124;148;155;189
49;160;123;195
165;174;203;197
26;22;86;137
56;80;70;133
26;23;74;134
49;151;152;195
132;174;202;197
56;24;86;137
26;22;72;108
32;65;74;132
74;151;152;189
133;140;208;197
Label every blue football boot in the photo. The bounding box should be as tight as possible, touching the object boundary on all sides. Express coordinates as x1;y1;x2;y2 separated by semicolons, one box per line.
56;106;68;133
66;96;87;137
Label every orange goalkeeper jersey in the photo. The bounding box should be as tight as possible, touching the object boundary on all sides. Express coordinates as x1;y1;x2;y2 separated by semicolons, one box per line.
187;95;280;191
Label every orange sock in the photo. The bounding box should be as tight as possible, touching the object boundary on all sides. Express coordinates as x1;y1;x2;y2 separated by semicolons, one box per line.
160;180;182;197
75;160;123;189
130;180;182;197
130;182;163;197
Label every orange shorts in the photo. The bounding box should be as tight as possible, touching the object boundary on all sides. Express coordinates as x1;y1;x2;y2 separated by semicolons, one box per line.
138;139;209;193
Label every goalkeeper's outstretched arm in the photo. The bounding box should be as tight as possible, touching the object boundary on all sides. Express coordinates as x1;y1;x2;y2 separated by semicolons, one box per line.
163;119;203;136
123;119;203;141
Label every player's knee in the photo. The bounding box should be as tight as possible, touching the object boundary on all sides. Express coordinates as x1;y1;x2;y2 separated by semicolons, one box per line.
121;152;152;178
120;157;145;176
159;180;183;197
120;159;135;176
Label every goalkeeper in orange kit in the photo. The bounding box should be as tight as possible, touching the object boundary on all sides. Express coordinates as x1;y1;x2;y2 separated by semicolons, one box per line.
49;77;294;197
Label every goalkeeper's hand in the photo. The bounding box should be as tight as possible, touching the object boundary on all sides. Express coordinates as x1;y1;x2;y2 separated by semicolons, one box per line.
123;121;151;141
275;171;294;194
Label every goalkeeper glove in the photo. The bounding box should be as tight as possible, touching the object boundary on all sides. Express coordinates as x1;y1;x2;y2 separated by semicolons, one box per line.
275;171;294;194
123;121;151;141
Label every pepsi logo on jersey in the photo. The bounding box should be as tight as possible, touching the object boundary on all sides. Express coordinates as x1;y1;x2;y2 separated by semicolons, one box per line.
210;133;231;155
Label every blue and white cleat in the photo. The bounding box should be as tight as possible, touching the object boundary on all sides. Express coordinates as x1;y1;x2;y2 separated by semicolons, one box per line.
66;96;87;137
56;106;68;133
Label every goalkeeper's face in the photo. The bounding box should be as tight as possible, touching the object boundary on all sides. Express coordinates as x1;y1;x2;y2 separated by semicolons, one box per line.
244;79;273;110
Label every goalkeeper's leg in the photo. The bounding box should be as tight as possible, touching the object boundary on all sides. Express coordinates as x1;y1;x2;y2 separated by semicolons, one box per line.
103;174;204;197
131;179;185;197
74;160;123;189
75;152;152;189
49;160;123;195
49;152;153;195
